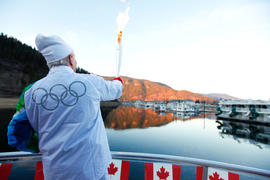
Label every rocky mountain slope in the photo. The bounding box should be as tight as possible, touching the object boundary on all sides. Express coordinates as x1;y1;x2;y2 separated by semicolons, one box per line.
104;76;215;102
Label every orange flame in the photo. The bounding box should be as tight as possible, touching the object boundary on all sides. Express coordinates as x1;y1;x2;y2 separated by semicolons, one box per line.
117;30;123;43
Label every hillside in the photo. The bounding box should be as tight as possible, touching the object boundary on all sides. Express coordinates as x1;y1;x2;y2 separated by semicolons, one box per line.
104;76;215;102
202;93;240;100
0;33;49;96
0;33;90;96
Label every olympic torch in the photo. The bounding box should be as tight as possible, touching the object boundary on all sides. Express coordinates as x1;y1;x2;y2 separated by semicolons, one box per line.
116;5;129;77
116;30;123;77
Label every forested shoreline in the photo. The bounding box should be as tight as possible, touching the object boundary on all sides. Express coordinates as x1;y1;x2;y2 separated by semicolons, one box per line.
0;33;89;96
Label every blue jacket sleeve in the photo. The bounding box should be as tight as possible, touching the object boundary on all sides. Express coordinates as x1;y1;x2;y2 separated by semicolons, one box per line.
7;109;38;152
7;83;39;152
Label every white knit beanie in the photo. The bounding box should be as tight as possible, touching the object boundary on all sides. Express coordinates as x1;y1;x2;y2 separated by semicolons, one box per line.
35;34;73;64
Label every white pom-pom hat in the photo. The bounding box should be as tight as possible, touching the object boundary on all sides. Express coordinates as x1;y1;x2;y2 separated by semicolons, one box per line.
35;34;73;64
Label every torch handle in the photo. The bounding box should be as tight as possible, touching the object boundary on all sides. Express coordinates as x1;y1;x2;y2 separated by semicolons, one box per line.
116;42;122;77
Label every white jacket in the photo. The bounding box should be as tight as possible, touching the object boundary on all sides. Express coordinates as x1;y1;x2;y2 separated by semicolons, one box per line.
24;66;123;180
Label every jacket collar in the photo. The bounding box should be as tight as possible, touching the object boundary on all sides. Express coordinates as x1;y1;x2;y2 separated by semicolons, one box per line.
48;65;74;75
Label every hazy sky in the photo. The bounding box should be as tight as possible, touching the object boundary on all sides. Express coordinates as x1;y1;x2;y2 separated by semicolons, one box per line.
1;0;270;100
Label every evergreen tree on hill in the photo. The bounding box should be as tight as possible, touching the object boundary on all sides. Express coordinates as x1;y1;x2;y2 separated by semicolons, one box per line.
0;33;90;96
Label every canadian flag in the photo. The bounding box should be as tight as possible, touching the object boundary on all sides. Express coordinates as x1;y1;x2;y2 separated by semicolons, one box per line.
35;161;44;180
0;163;13;180
208;167;239;180
107;160;130;180
145;162;181;180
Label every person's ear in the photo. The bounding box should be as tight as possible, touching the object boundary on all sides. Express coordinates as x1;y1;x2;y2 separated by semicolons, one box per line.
69;54;74;66
69;53;77;72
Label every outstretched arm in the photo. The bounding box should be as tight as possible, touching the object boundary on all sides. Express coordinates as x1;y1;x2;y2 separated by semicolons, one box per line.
89;75;123;101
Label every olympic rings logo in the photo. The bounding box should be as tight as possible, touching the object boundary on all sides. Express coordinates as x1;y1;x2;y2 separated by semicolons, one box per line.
32;81;87;111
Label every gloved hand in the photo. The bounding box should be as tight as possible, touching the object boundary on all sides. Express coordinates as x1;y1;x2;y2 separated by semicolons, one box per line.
113;77;123;84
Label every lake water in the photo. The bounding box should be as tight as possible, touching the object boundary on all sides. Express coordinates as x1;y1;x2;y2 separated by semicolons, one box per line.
1;106;270;179
103;106;270;171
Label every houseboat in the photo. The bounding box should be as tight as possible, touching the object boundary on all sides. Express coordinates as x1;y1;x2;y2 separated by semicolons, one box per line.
216;100;270;125
156;103;166;112
167;100;199;113
144;101;155;109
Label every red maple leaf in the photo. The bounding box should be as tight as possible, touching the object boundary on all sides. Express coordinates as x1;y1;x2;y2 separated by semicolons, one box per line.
107;162;118;175
209;172;224;180
156;166;170;180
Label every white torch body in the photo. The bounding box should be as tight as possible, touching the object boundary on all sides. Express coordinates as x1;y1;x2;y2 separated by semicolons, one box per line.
116;31;123;77
116;42;122;77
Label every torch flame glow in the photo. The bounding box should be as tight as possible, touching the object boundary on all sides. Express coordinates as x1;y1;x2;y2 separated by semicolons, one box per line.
117;30;123;43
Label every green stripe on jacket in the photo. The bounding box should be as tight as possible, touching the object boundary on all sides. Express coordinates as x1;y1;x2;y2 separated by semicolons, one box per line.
16;83;34;112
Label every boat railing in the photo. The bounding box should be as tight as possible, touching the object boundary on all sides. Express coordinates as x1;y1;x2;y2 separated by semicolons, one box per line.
1;151;270;179
257;108;270;114
111;151;270;178
221;107;231;111
235;108;249;112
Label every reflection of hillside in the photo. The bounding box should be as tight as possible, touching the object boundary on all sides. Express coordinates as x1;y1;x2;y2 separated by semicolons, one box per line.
104;106;175;129
104;106;214;129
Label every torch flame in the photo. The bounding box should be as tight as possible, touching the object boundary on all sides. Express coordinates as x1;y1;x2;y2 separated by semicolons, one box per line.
117;31;123;43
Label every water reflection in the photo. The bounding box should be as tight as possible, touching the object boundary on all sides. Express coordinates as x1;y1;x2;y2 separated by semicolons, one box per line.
105;106;270;170
0;108;17;152
217;120;270;148
104;106;213;129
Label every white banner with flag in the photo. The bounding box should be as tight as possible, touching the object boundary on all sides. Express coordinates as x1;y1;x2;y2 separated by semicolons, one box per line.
145;162;181;180
0;162;13;180
208;167;239;180
107;159;130;180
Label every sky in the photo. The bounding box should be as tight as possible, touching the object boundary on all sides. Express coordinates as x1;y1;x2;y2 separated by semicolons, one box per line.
1;0;270;100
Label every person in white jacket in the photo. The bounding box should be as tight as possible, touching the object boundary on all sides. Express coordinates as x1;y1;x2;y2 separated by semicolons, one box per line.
21;34;123;180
